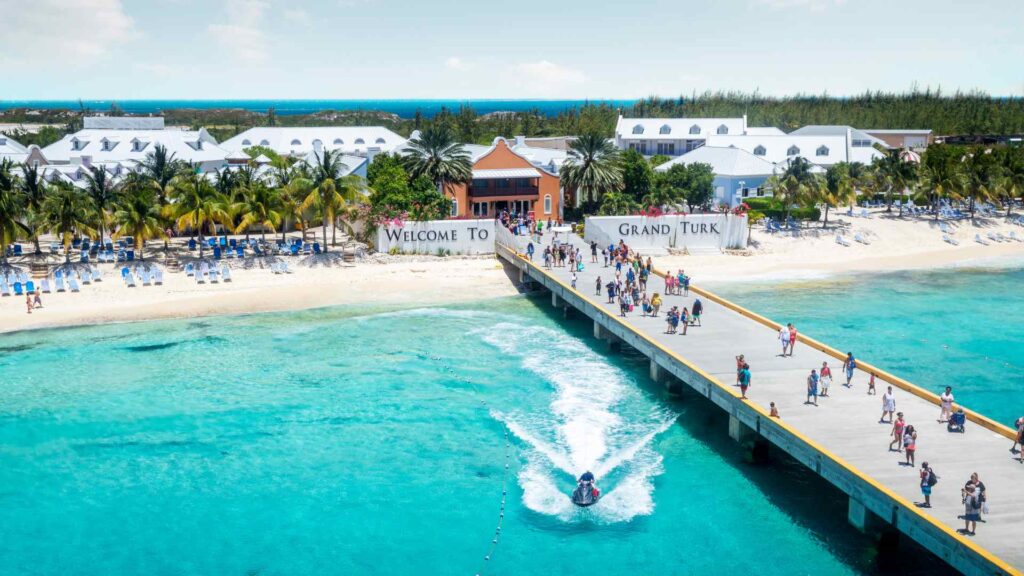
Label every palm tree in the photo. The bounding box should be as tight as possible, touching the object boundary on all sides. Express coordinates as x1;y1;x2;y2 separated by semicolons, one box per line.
234;182;283;242
17;163;48;255
963;151;1001;219
999;149;1024;218
170;164;231;258
561;132;623;206
305;149;354;250
400;125;473;206
138;144;183;249
37;182;95;262
916;161;968;220
819;163;856;228
330;174;371;244
83;165;118;245
111;173;166;260
0;160;28;263
597;190;640;215
275;167;314;243
873;151;919;216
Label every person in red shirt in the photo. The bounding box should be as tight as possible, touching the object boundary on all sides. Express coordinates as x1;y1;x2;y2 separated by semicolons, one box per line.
787;323;798;356
819;361;832;397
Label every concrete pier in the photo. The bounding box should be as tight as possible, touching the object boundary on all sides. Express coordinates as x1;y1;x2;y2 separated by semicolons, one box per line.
496;234;1021;576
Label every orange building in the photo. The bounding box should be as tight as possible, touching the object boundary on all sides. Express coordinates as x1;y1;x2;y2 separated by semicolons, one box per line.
447;138;561;220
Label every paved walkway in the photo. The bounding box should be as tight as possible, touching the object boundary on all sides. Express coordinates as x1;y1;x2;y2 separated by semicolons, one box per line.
510;233;1022;572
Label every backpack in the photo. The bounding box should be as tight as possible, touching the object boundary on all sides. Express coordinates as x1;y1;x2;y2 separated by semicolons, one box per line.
927;469;938;487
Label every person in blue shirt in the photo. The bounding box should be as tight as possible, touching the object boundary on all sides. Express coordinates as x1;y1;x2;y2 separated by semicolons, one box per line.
526;242;534;261
806;369;820;406
844;352;857;387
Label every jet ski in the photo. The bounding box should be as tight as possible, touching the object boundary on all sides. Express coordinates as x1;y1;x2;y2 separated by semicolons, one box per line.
572;471;600;507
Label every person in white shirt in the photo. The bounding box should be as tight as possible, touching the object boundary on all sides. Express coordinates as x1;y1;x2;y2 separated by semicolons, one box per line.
938;386;955;423
778;326;791;357
881;386;897;423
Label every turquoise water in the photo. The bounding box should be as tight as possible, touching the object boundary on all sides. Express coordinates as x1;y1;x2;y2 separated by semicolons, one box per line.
0;297;944;575
712;265;1024;426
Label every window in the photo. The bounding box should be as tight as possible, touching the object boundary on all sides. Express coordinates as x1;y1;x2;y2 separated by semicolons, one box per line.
656;142;676;155
632;124;644;135
639;142;649;155
543;194;552;214
290;139;302;146
354;138;365;145
742;187;750;198
852;139;872;147
753;145;766;156
101;139;113;151
689;124;701;135
717;124;729;135
471;179;488;190
472;201;489;216
816;145;829;157
242;139;251;146
259;139;270;146
629;143;638;151
497;178;510;188
375;138;386;144
450;198;458;217
659;124;671;135
333;138;344;145
312;139;323;148
71;138;82;151
517;178;532;188
786;145;800;156
132;140;144;152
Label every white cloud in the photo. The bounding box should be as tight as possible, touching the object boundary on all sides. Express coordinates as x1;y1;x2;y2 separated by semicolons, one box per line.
208;0;270;63
512;60;587;85
284;8;312;25
0;0;136;63
444;57;472;71
754;0;846;10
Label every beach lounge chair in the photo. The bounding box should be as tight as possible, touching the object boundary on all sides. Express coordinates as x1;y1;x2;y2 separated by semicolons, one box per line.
221;265;232;282
213;246;222;260
49;242;59;254
184;262;195;277
92;268;101;282
25;280;35;293
141;270;152;286
209;266;219;283
154;268;163;285
13;282;23;296
854;233;871;245
188;238;197;251
235;246;245;259
125;238;134;247
126;250;135;261
226;245;235;259
54;275;65;292
942;234;959;246
68;276;80;292
996;232;1008;242
1009;232;1022;242
303;244;312;255
80;271;91;285
80;251;89;263
121;267;130;281
975;234;990;246
41;278;51;293
835;235;851;247
1;280;10;297
125;272;136;288
220;236;228;247
280;261;292;274
197;263;208;284
313;242;321;254
290;244;300;256
13;245;22;256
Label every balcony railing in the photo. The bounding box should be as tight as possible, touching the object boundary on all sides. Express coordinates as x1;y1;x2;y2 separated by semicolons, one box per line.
469;185;539;198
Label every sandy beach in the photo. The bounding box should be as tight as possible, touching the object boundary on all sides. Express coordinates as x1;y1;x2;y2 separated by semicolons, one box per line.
3;209;1024;333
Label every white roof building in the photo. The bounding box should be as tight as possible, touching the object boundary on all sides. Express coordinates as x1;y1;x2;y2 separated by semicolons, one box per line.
614;115;784;157
41;123;228;172
705;133;883;167
654;145;777;177
0;135;30;164
221;127;407;158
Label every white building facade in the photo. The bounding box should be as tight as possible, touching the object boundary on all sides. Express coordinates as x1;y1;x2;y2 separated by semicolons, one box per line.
614;115;785;157
221;127;407;162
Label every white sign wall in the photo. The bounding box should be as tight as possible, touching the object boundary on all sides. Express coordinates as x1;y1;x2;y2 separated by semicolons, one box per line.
584;214;748;253
377;219;496;255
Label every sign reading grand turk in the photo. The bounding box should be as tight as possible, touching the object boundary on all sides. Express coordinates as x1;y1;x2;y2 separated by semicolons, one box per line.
585;214;748;253
377;219;495;255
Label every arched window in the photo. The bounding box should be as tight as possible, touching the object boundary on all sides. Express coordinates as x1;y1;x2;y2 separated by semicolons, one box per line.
753;145;766;156
787;145;800;156
241;139;251;146
375;137;386;144
543;194;552;214
333;138;343;145
816;145;829;156
716;124;729;134
632;124;644;135
354;138;365;145
290;139;302;146
312;139;323;148
688;124;701;135
259;139;270;146
659;124;671;135
450;197;458;217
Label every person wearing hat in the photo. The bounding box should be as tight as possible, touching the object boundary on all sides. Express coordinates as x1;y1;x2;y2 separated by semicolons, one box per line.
947;406;967;433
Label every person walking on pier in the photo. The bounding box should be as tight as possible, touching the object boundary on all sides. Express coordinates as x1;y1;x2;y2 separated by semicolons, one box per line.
526;241;535;261
691;298;703;327
736;354;746;385
881;386;896;423
779;325;791;357
571;271;577;290
806;369;819;406
1012;417;1024;456
595;276;602;296
903;425;918;466
962;483;982;535
738;363;751;399
786;323;798;356
680;307;689;335
590;240;598;263
919;462;936;508
650;293;662;318
938;386;955;423
890;413;906;452
843;352;857;386
819;361;832;396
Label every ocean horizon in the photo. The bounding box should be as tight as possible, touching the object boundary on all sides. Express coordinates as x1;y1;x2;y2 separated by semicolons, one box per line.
0;99;638;118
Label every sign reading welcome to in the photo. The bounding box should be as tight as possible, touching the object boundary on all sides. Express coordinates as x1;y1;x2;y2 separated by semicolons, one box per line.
377;219;496;255
585;214;748;253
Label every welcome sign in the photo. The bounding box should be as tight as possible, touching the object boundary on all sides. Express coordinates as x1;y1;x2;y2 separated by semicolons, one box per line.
377;219;496;255
585;214;748;253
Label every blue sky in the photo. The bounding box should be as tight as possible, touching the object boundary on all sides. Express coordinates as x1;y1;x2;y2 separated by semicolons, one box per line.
0;0;1021;100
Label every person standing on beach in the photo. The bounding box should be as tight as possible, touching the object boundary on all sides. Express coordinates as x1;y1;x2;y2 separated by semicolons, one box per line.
787;323;797;356
33;289;42;309
820;361;832;397
25;292;33;314
903;425;918;466
806;369;819;406
779;325;791;357
843;352;856;386
919;462;935;508
890;412;906;452
881;386;896;423
738;363;751;399
939;386;955;423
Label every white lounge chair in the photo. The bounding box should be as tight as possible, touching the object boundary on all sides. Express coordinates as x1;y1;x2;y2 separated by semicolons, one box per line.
835;235;852;247
154;268;164;285
221;265;232;282
68;276;80;292
40;278;52;293
975;234;990;246
92;268;102;282
125;272;136;288
141;270;152;286
987;232;1001;243
943;234;960;246
1009;231;1022;242
184;262;195;277
854;233;871;245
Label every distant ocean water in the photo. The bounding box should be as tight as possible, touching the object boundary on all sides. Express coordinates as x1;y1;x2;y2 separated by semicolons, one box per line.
0;99;636;118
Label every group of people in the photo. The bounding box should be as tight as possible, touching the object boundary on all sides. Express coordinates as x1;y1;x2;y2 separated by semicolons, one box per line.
25;289;43;314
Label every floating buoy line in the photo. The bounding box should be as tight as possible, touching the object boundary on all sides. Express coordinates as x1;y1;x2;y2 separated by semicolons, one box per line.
430;355;512;575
